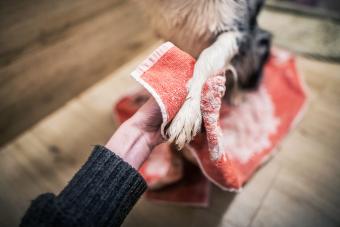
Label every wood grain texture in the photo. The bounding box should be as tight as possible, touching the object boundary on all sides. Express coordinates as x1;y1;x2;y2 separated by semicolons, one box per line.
0;44;339;227
0;0;157;146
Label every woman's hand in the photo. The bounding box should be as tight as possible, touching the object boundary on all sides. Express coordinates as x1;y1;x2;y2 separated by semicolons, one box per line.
105;97;163;169
130;97;163;148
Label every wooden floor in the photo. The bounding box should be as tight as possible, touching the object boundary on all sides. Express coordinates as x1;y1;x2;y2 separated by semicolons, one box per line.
0;43;339;227
0;0;156;146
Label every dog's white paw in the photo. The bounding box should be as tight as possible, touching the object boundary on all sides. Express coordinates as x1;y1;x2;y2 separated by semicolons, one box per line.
166;97;202;149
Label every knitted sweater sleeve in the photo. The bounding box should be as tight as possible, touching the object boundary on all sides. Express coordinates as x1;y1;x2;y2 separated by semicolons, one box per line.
20;145;147;227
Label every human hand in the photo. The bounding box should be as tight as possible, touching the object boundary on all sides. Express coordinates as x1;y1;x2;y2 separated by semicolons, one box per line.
105;97;163;169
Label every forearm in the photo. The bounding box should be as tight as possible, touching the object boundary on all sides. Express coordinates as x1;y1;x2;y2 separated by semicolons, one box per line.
21;146;147;227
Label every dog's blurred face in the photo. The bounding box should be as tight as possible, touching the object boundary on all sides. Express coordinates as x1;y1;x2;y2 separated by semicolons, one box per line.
232;27;272;90
231;0;271;90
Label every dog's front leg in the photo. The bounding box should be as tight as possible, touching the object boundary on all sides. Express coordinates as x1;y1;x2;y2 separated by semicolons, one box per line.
167;32;241;148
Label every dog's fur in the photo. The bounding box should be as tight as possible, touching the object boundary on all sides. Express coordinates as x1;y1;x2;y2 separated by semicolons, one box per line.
137;0;271;148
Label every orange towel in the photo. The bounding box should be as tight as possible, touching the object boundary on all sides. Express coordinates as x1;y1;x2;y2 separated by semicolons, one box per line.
114;42;307;206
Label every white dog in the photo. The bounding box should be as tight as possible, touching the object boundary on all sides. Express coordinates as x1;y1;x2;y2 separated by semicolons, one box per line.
137;0;271;148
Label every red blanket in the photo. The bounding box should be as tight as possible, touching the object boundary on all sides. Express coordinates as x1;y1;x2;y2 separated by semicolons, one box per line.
114;42;307;207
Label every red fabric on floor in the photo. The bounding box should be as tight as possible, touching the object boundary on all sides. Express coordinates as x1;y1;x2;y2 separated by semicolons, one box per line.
114;43;307;206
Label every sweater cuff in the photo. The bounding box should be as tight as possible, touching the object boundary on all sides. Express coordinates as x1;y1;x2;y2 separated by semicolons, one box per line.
56;145;147;226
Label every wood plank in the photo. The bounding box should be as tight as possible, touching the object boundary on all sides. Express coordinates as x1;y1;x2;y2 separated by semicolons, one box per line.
0;0;126;64
250;186;338;227
0;0;157;146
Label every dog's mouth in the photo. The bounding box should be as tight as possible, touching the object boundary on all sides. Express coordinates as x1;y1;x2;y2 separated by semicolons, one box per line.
223;65;240;105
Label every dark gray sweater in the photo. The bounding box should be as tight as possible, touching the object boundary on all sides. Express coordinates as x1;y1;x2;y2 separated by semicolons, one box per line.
20;145;147;227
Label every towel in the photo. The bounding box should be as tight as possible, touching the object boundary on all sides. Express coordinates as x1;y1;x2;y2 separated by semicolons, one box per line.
114;42;307;206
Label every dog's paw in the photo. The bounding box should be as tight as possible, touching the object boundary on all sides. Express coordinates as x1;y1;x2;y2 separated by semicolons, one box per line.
166;98;202;149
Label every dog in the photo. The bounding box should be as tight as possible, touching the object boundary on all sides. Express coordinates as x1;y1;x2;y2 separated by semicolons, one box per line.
136;0;272;148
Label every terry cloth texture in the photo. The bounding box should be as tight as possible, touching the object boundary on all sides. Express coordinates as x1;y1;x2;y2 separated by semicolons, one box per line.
114;42;307;205
21;145;147;227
